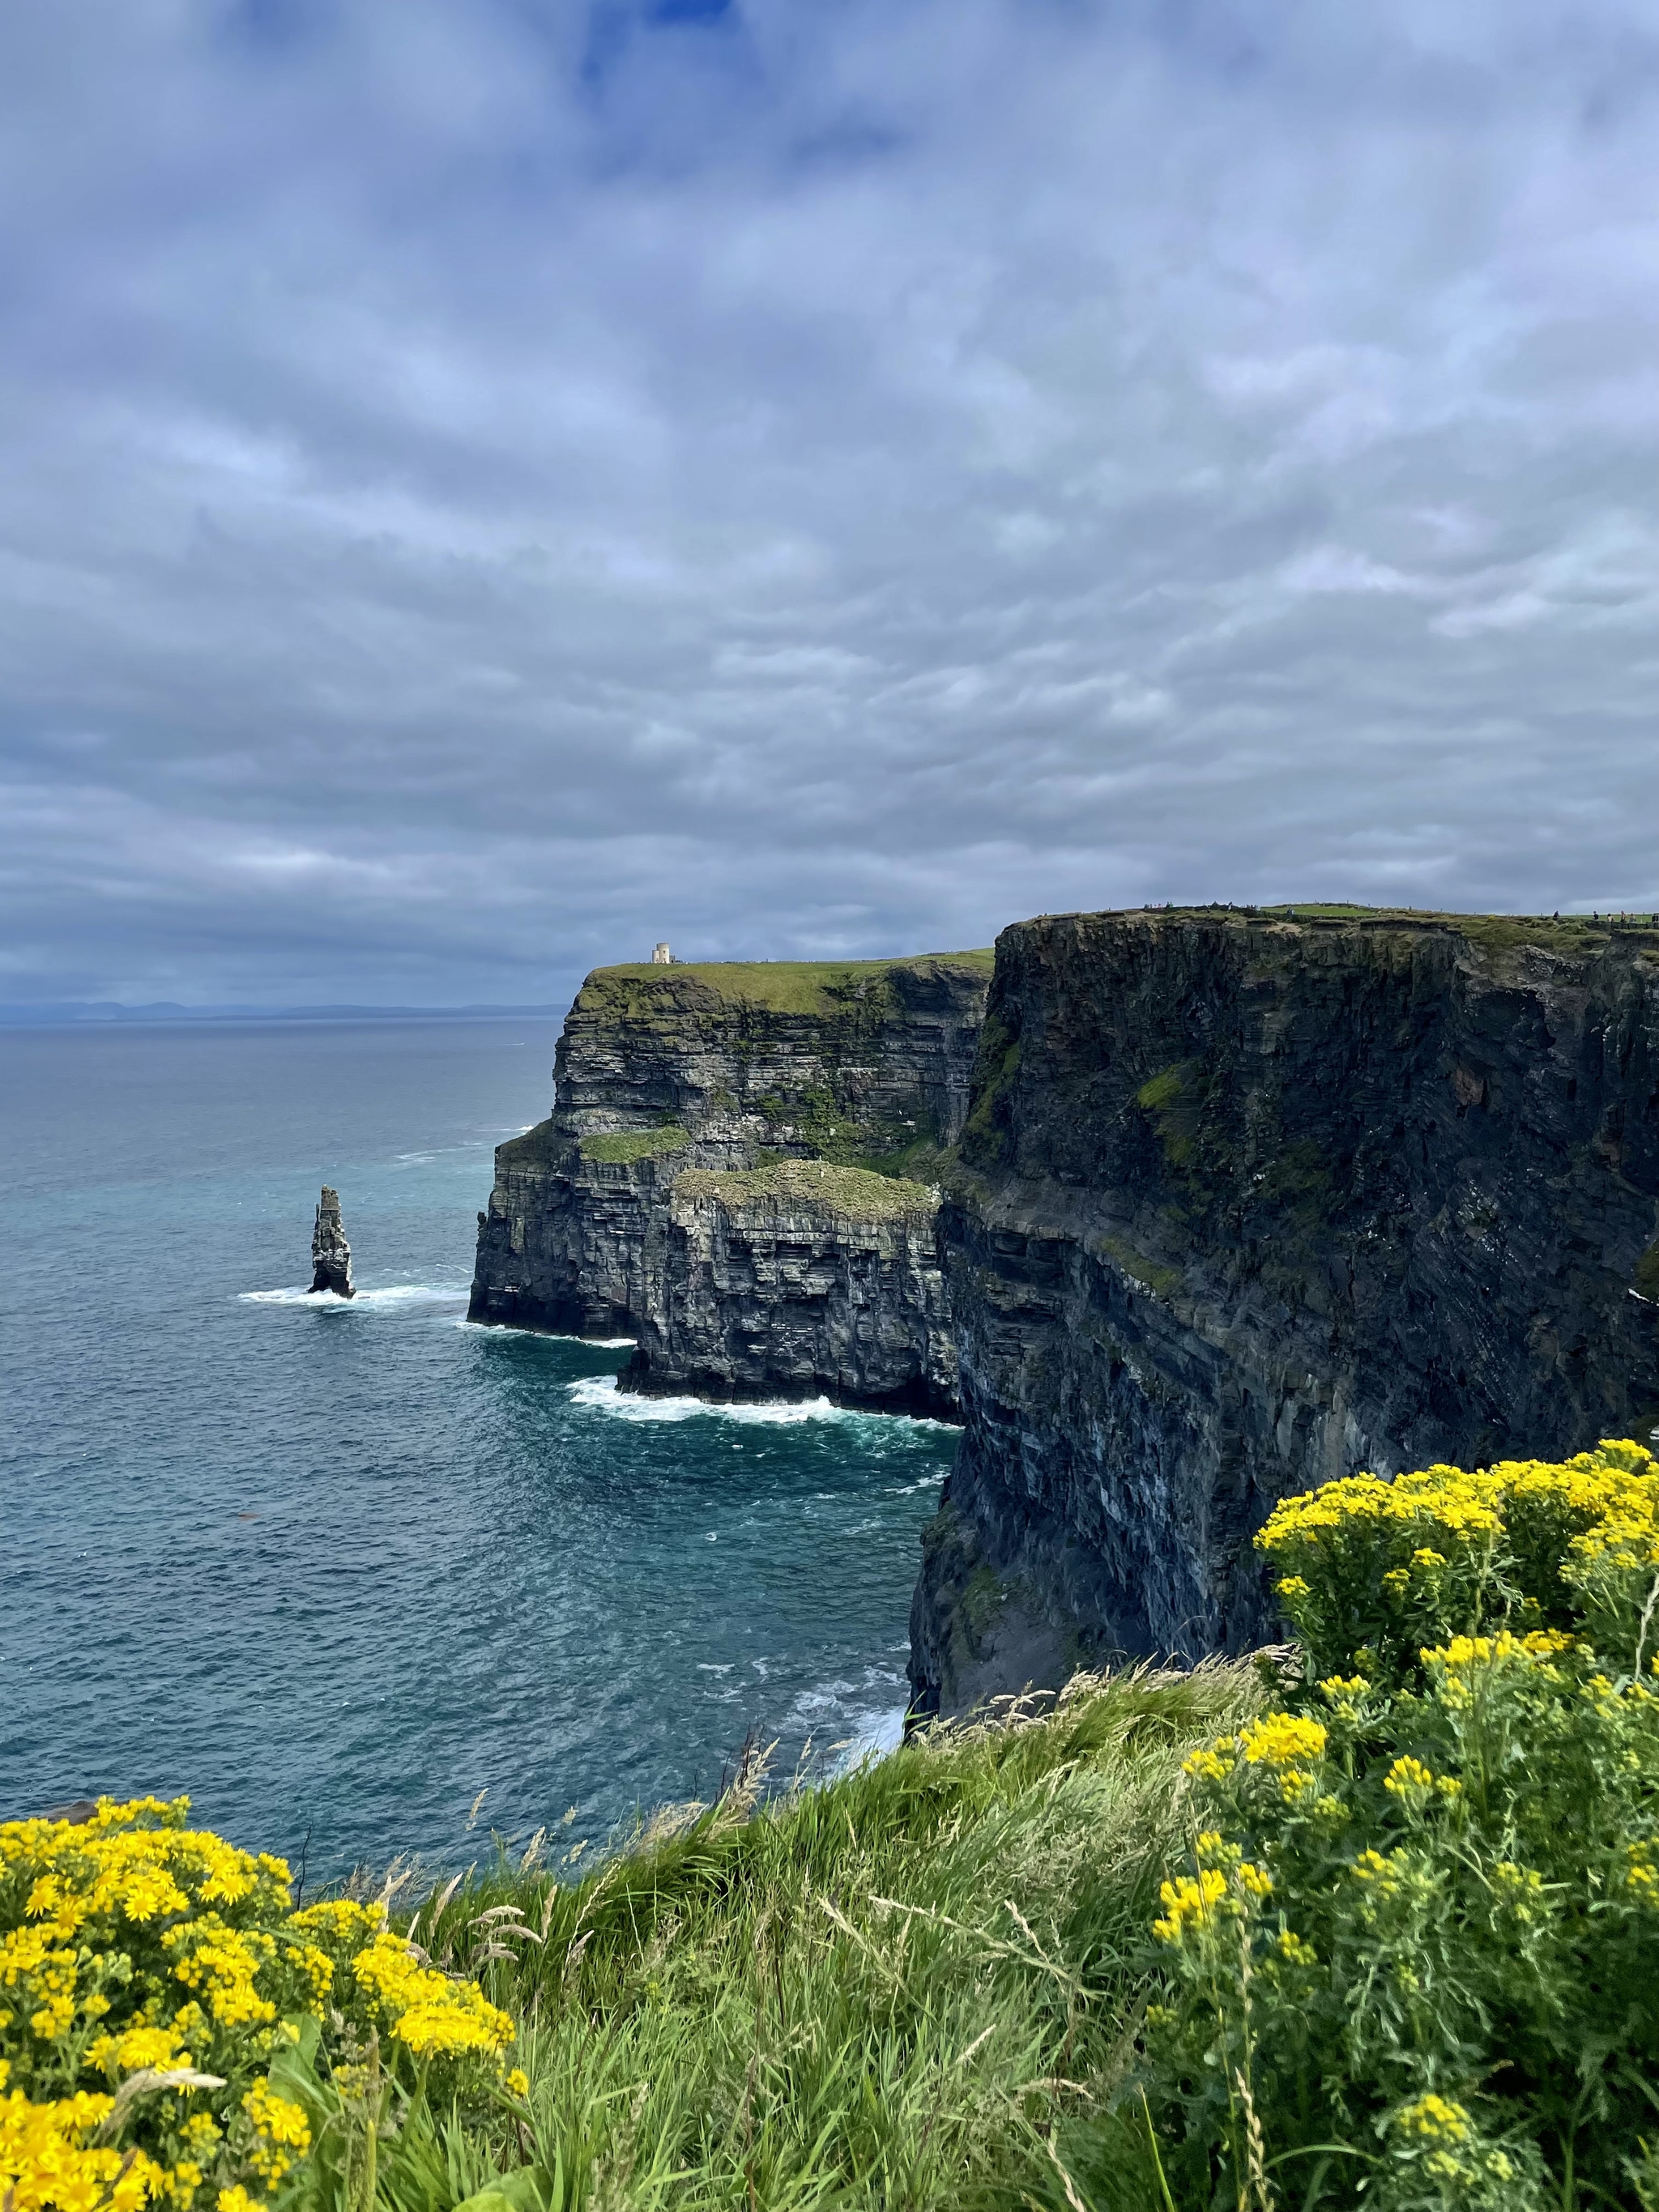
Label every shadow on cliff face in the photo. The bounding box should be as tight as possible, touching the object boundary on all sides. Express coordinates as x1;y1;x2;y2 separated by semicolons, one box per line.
909;906;1659;1718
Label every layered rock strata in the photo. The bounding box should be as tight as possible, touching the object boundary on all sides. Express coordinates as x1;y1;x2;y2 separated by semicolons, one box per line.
309;1186;354;1298
468;954;992;1408
628;1161;956;1415
910;908;1659;1717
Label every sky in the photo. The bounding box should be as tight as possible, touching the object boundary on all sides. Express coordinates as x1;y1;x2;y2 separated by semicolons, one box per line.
1;0;1655;1009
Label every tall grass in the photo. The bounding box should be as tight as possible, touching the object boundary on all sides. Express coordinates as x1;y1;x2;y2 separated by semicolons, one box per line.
379;1664;1263;2212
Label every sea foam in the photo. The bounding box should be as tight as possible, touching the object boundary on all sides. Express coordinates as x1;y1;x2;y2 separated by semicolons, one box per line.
566;1374;851;1425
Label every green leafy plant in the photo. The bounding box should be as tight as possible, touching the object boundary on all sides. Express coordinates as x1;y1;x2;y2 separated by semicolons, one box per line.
1140;1439;1659;2211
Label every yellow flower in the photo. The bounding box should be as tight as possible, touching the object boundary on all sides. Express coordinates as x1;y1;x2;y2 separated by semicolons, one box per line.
1237;1715;1328;1768
505;2069;530;2099
1384;1756;1435;1794
244;2079;310;2184
1350;1848;1397;1890
1391;2094;1472;2144
163;1919;276;2029
0;2088;165;2212
86;2026;192;2077
1181;1741;1235;1783
282;1943;333;2016
351;1935;514;2059
1153;1869;1228;1942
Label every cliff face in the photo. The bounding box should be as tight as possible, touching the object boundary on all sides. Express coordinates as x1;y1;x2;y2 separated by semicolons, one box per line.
629;1161;957;1415
468;954;991;1407
911;909;1659;1716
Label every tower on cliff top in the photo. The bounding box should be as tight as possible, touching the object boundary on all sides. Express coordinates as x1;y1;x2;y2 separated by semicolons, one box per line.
651;941;672;965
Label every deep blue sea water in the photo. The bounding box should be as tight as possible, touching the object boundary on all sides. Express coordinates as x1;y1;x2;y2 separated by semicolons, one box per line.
0;1020;957;1882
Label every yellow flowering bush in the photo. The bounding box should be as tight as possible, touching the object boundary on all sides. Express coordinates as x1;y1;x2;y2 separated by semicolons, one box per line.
1139;1443;1659;2211
1258;1436;1659;1688
0;1798;519;2212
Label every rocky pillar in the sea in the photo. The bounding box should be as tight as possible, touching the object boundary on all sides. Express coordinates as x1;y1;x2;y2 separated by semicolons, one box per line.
309;1186;355;1297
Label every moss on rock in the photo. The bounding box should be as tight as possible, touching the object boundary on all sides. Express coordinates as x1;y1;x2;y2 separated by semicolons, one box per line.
672;1158;938;1221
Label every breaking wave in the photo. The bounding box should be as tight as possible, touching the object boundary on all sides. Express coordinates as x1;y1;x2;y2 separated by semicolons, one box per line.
566;1375;853;1425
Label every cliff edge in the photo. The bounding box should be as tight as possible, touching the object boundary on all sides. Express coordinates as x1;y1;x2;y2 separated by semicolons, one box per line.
910;906;1659;1716
468;953;992;1410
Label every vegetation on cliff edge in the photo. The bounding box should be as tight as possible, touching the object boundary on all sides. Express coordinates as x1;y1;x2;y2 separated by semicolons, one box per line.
670;1159;938;1221
582;953;994;1022
11;1439;1659;2212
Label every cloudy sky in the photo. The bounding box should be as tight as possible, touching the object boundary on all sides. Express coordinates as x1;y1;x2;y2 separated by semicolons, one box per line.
2;0;1654;1008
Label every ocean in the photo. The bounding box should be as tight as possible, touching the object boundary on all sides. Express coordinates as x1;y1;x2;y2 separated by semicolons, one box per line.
0;1019;958;1883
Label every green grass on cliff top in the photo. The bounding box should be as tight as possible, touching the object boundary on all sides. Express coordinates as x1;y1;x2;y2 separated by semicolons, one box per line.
366;1662;1261;2212
1088;902;1659;958
672;1157;938;1219
586;951;995;1017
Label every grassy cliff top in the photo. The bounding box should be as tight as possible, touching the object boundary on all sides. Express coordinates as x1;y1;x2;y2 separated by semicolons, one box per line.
583;951;995;1018
672;1158;940;1220
1022;904;1659;963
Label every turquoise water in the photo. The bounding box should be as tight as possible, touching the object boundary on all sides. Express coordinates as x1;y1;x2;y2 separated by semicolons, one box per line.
0;1021;957;1881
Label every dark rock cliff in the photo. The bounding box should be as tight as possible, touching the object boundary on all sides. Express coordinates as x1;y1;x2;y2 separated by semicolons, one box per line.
629;1160;957;1417
910;907;1659;1717
468;954;992;1409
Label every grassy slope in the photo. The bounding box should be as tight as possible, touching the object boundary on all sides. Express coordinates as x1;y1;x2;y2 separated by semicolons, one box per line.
399;1664;1261;2212
586;953;996;1019
672;1160;939;1221
1098;903;1659;962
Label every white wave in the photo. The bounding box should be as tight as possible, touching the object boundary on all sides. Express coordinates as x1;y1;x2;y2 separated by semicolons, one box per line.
779;1669;911;1773
452;1321;637;1344
240;1283;467;1308
841;1705;909;1761
565;1375;855;1425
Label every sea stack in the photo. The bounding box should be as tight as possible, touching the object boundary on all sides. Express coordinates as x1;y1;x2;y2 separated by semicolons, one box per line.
309;1186;355;1298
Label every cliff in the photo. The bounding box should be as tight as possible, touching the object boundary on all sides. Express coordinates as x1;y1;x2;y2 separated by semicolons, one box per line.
468;953;992;1409
910;906;1659;1716
630;1161;957;1417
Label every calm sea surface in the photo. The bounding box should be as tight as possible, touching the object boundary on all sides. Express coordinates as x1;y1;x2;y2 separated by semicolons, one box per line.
0;1021;957;1882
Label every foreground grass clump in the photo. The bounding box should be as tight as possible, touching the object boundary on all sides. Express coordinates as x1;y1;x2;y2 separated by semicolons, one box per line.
1145;1439;1659;2212
388;1664;1261;2212
0;1800;516;2212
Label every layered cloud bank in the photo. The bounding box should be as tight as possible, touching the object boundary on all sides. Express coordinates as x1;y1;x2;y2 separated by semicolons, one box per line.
2;0;1654;1003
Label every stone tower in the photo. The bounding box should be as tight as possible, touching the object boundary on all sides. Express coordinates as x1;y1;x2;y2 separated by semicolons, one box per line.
651;942;672;965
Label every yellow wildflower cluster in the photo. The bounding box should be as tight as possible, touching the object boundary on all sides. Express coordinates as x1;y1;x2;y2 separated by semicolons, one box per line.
1;2088;164;2212
1383;1756;1461;1805
1257;1439;1659;1687
1392;2093;1472;2144
1238;1715;1328;1767
1153;1870;1228;1942
1260;1441;1659;1566
163;1921;276;2031
1350;1847;1405;1897
2;1796;522;2212
351;1933;515;2058
241;2081;309;2185
1153;1837;1273;1945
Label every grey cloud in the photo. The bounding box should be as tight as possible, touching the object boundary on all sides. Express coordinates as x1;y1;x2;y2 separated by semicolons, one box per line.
1;0;1655;1004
